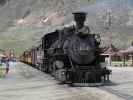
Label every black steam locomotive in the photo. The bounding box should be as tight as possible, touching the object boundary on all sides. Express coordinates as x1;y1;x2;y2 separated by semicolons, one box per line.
41;12;111;86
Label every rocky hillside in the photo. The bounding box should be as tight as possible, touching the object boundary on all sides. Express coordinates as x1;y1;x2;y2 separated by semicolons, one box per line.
0;0;133;55
0;0;81;54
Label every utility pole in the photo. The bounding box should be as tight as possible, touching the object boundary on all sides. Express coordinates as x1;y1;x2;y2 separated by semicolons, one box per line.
104;9;113;66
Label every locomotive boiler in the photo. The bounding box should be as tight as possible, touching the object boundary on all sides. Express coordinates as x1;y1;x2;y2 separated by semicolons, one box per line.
41;12;111;86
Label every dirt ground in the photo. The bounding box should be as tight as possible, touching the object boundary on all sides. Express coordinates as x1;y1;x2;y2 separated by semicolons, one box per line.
99;66;133;100
0;62;132;100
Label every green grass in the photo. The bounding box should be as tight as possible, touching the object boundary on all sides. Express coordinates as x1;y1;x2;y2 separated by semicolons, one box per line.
14;48;26;55
80;0;96;5
0;25;45;56
112;61;133;66
0;67;6;78
0;41;26;56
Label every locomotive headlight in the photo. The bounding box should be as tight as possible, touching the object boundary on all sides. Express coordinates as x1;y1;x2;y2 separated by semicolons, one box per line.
54;60;64;69
61;71;65;75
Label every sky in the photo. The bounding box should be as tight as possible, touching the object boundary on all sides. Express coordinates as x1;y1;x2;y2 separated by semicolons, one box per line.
80;0;132;14
96;0;133;8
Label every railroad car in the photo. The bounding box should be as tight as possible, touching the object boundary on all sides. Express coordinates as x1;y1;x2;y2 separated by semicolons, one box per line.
20;45;43;69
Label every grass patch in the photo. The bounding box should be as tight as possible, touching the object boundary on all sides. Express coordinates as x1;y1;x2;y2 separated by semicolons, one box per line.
112;61;133;67
80;0;96;5
14;48;26;55
0;40;26;56
0;66;6;78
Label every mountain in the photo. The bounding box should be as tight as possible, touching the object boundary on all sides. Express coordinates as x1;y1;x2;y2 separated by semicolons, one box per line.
0;0;133;55
82;0;133;48
0;0;80;54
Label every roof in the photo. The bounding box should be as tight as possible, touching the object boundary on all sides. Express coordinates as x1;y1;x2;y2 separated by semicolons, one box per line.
0;54;6;57
102;44;118;55
117;46;133;56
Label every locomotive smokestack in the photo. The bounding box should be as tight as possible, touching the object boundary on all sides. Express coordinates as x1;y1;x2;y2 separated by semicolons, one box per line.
72;12;87;29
